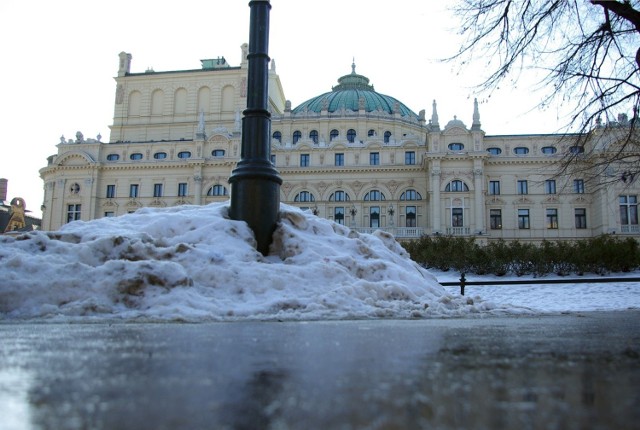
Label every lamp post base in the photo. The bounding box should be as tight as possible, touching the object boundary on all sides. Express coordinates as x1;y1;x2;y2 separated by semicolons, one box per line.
229;166;281;255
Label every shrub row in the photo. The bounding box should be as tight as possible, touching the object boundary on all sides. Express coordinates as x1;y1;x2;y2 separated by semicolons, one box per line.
403;235;640;277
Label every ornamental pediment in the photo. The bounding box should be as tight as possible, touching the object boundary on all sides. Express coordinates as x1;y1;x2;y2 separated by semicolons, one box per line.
513;196;534;205
443;127;468;136
572;195;591;204
208;129;231;141
174;198;191;206
56;151;96;166
486;196;505;205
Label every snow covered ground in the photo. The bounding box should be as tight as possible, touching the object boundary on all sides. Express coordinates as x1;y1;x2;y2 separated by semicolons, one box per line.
433;270;640;313
0;202;638;322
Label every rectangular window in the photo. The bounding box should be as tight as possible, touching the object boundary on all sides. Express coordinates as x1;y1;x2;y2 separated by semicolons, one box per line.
334;207;344;225
546;208;558;229
178;183;188;197
573;179;585;194
270;154;276;165
490;209;502;229
370;152;380;166
406;206;417;227
404;151;415;165
488;181;501;195
517;180;528;195
153;183;163;198
66;204;81;223
452;208;464;227
335;153;344;166
620;195;638;225
106;184;116;198
518;209;530;229
104;211;115;217
575;208;587;229
129;184;139;198
370;206;380;228
300;154;310;167
545;180;556;194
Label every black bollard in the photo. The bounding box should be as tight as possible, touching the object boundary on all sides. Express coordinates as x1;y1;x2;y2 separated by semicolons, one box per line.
229;0;282;255
460;272;466;296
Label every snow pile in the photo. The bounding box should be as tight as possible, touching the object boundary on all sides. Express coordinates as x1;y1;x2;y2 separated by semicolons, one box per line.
0;203;513;321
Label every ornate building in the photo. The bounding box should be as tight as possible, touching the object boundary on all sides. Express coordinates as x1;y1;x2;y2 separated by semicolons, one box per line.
40;45;640;242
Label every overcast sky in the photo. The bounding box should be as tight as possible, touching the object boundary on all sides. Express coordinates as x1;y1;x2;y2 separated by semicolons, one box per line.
0;0;569;218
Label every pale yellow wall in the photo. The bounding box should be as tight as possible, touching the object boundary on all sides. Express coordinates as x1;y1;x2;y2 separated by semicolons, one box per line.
39;46;640;244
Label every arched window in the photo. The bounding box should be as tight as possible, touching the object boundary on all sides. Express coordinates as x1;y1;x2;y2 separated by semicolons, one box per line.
106;154;119;161
448;143;464;151
174;88;187;114
177;151;192;159
384;131;391;143
293;130;302;144
330;129;339;141
329;190;350;202
153;152;167;159
400;189;422;200
151;89;164;115
272;131;282;143
541;146;557;155
130;153;143;160
487;147;502;155
212;149;225;157
364;190;386;201
207;184;228;196
128;91;141;116
368;129;376;137
445;180;469;192
294;191;315;202
347;129;356;143
309;130;318;144
514;147;529;155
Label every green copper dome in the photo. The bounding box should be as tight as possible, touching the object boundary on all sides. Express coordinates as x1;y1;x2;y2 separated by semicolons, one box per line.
292;63;419;119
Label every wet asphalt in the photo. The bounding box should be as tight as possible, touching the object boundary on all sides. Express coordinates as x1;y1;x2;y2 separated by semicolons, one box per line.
1;311;639;430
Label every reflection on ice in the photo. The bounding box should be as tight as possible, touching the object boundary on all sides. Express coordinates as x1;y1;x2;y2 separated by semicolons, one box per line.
0;368;33;430
2;315;637;429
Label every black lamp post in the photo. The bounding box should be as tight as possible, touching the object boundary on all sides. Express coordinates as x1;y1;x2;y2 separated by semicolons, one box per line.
229;0;282;255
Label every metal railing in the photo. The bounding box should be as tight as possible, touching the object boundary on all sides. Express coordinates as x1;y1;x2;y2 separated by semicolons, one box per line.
441;273;640;296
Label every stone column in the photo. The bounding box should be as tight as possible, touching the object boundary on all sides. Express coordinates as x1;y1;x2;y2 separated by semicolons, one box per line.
194;175;203;205
473;163;485;234
431;165;441;234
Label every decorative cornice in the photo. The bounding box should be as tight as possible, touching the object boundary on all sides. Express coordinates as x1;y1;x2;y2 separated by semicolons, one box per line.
277;165;423;175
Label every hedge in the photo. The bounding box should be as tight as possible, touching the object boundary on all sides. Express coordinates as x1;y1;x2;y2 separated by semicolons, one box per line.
403;235;640;277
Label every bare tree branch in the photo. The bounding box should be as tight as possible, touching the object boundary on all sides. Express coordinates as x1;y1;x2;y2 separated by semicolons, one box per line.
445;0;640;188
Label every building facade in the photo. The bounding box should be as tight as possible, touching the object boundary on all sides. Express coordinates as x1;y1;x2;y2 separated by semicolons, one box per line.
39;45;640;242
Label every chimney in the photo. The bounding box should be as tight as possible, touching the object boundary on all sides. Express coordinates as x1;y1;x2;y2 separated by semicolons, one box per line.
0;178;7;202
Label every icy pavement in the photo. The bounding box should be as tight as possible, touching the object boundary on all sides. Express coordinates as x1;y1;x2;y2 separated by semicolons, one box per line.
1;312;638;430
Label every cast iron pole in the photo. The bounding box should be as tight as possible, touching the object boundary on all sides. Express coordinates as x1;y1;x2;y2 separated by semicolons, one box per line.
229;0;282;255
